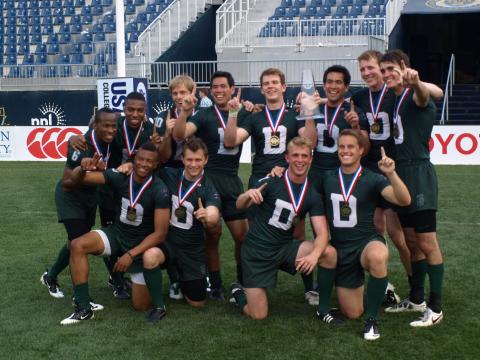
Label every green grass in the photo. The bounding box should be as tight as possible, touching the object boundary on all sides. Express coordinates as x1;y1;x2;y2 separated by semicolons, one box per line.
1;162;479;359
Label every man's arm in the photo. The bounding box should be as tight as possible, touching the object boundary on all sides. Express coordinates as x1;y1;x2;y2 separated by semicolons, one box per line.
378;147;411;206
70;165;107;187
224;89;251;147
194;198;220;229
236;183;268;210
424;82;444;101
295;215;329;275
298;118;318;147
172;92;198;141
114;208;171;272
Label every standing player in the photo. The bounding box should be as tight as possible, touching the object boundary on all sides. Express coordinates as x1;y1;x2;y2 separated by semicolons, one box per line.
60;142;170;324
317;129;411;340
172;71;253;299
231;137;336;319
223;68;318;303
138;138;222;322
41;108;117;306
380;50;445;327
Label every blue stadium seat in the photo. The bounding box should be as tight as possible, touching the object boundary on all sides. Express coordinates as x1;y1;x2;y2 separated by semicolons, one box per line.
104;22;116;33
81;5;92;15
42;16;53;25
341;0;353;5
92;5;104;15
134;0;145;4
18;44;30;55
71;53;84;63
18;25;29;35
82;42;93;54
126;21;138;32
138;21;148;32
18;16;29;25
336;5;349;16
47;34;59;44
350;4;363;15
75;0;85;6
310;0;322;5
7;25;16;35
368;4;381;15
7;35;17;45
5;54;17;65
145;4;156;13
124;0;134;4
65;6;75;15
30;0;40;6
354;0;367;4
59;24;70;33
23;53;35;65
42;24;54;34
54;16;65;25
35;54;47;65
41;7;52;16
324;0;335;5
59;33;72;44
372;0;385;4
7;8;16;17
147;13;159;22
35;43;47;54
18;35;30;45
59;54;70;64
103;13;115;24
125;4;136;14
286;6;300;17
128;32;139;42
47;43;60;54
305;6;317;16
294;0;305;7
319;5;331;15
102;0;113;5
70;43;82;54
31;34;42;44
79;64;93;76
136;13;148;23
94;32;106;41
40;0;51;8
82;15;94;24
81;32;93;43
31;24;42;34
92;24;104;33
64;0;74;6
53;0;63;7
71;23;83;33
70;15;81;24
281;0;292;6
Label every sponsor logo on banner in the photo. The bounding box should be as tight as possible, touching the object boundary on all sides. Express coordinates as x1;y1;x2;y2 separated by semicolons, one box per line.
26;127;83;159
426;0;480;9
429;126;480;164
0;107;9;126
0;128;13;158
31;103;67;126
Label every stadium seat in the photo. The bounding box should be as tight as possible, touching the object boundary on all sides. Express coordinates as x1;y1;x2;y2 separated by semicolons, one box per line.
7;35;17;45
41;7;52;16
82;15;94;24
94;32;106;41
71;53;84;63
293;0;305;7
125;4;136;14
92;24;104;33
23;53;35;65
5;45;17;55
103;13;115;24
31;34;42;44
147;13;159;22
104;23;116;33
324;0;335;5
126;21;138;32
59;53;70;64
368;4;381;15
134;0;145;4
305;6;317;16
18;16;29;25
281;0;292;6
137;12;148;23
71;23;83;33
286;6;300;17
336;5;349;16
81;32;93;43
320;5;331;15
70;43;82;54
354;0;367;4
145;4;156;13
71;15;82;24
40;0;51;8
42;24;54;34
54;16;65;25
128;32;139;42
47;34;59;44
59;33;72;44
29;7;40;16
341;0;353;5
94;53;106;65
82;5;92;15
350;4;363;16
18;35;30;45
42;16;53;25
75;0;85;6
82;42;93;54
102;0;113;5
7;25;16;35
65;6;75;15
47;43;60;54
5;54;17;65
138;21;148;32
274;7;286;17
92;5;104;15
59;24;70;33
35;43;47;54
63;0;74;6
18;25;29;35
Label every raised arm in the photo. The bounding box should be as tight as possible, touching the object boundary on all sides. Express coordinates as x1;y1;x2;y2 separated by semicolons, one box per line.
224;88;250;147
378;147;411;206
236;183;268;210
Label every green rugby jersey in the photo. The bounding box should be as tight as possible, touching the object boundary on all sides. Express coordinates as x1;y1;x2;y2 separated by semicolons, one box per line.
188;106;250;176
312;101;369;171
241;107;300;177
246;175;324;249
115;116;158;164
158;167;221;249
321;168;389;248
155;107;189;168
393;90;436;162
103;169;170;252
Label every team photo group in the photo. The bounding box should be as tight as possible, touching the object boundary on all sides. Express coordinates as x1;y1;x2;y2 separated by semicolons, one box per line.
40;48;445;341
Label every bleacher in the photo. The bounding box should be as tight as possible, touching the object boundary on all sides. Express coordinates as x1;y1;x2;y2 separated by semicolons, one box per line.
259;0;386;37
1;0;174;77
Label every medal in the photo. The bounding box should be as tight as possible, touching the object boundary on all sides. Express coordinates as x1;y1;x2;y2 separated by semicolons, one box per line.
284;169;308;228
122;118;143;159
368;84;387;125
176;170;204;220
127;206;137;221
371;122;381;134
90;130;110;166
337;165;363;218
324;103;342;139
265;103;286;148
393;87;411;138
127;173;153;222
340;204;351;217
174;206;187;220
270;132;280;147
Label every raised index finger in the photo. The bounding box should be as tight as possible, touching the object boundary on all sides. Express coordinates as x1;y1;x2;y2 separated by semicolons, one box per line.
192;83;197;95
198;197;204;209
380;146;386;159
350;99;355;113
236;87;242;101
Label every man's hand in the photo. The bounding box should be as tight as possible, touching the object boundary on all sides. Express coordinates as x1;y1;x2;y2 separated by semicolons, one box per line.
81;153;105;171
268;166;285;178
245;183;268;205
182;85;198;115
295;252;319;275
344;100;359;129
194;198;208;225
377;146;395;175
227;88;243;113
113;252;133;273
70;134;87;152
117;161;134;175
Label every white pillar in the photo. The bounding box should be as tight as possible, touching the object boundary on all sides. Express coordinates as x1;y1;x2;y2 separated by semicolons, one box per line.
115;0;126;77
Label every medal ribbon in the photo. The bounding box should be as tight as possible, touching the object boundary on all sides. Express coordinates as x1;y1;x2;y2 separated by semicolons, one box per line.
265;103;286;133
284;169;309;215
128;174;153;209
369;84;387;122
393;87;411;126
90;130;110;167
122;119;143;158
213;105;228;129
338;165;363;206
178;171;204;206
324;104;342;137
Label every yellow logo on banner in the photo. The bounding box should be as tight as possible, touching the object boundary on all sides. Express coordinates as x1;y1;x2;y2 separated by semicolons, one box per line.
0;107;8;126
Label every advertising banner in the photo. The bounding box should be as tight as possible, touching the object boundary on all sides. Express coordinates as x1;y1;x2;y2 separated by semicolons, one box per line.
97;78;148;113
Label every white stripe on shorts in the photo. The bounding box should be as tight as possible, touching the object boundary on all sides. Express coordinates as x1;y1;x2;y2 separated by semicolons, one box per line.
93;229;111;257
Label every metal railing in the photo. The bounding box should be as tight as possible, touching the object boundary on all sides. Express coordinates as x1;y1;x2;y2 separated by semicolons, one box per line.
0;58;365;89
216;17;386;51
440;54;455;125
216;0;257;48
386;0;406;35
135;0;210;63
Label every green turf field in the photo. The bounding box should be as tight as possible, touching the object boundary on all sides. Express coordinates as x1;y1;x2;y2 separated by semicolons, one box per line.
1;162;479;359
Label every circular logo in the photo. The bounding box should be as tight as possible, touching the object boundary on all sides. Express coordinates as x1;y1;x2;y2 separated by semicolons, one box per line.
27;127;83;159
426;0;480;9
136;81;147;97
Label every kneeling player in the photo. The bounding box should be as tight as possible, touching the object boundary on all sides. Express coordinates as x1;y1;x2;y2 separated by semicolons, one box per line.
60;143;170;325
317;129;411;340
136;138;221;322
231;137;335;320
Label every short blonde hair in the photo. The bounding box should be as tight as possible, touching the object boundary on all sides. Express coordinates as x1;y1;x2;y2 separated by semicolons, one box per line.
169;75;195;93
287;136;313;153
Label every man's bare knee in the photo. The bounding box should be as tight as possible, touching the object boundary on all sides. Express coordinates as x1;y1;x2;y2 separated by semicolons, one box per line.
143;247;164;269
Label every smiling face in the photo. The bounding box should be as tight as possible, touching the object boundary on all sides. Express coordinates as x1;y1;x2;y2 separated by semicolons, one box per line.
285;144;312;179
359;58;384;91
210;76;234;108
123;98;146;129
380;60;404;93
260;74;286;104
133;147;158;179
182;148;208;180
323;71;348;106
94;112;117;143
337;134;363;168
171;84;192;111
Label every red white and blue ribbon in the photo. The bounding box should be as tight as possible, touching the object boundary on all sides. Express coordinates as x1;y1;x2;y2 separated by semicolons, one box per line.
338;165;363;206
265;103;286;134
284;169;309;215
178;171;204;206
122;118;143;158
324;104;342;137
129;174;153;209
393;87;411;126
369;84;387;122
90;130;110;166
214;105;227;129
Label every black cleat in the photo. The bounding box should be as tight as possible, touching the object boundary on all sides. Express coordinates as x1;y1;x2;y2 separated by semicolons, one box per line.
60;307;94;325
316;309;345;325
146;307;167;323
364;318;380;340
208;286;225;301
113;285;131;299
40;271;64;298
